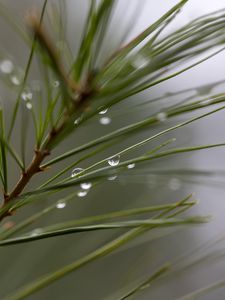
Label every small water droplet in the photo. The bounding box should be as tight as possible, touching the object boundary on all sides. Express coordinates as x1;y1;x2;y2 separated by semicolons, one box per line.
71;168;83;178
0;59;14;74
127;163;135;169
108;155;120;166
77;190;88;197
30;228;43;236
56;201;66;209
80;182;92;190
26;102;32;110
53;80;60;88
21;91;33;101
74;117;82;125
11;75;20;86
168;178;181;191
99;108;108;115
99;116;111;125
108;175;117;181
156;112;167;122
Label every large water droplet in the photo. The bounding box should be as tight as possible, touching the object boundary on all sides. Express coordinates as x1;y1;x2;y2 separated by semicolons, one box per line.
99;116;111;125
168;178;181;191
0;59;14;74
156;112;167;122
127;163;135;169
26;102;32;110
77;190;88;197
71;168;83;178
99;108;108;115
56;201;66;209
11;75;20;86
108;155;120;166
80;182;92;190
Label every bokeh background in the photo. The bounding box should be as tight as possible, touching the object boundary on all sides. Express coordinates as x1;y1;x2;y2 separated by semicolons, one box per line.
0;1;225;299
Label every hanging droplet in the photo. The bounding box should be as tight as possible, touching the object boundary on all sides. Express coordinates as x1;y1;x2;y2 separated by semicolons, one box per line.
53;80;60;87
26;102;32;110
80;182;92;190
108;155;120;166
156;112;167;122
71;167;83;178
0;59;14;74
77;190;88;197
56;201;66;209
168;178;181;191
108;175;117;181
99;116;111;125
127;163;135;169
21;91;33;101
11;75;20;86
99;108;108;115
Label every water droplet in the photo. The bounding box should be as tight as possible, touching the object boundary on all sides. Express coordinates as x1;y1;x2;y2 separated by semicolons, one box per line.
71;168;83;178
99;108;108;115
21;91;33;101
30;228;43;236
108;175;117;181
80;182;92;190
77;190;88;197
132;54;149;69
11;75;20;86
56;201;66;209
156;112;167;122
0;59;14;74
74;117;82;125
99;117;111;125
168;178;181;191
108;155;120;166
200;99;213;106
26;102;32;110
53;80;60;87
127;163;135;169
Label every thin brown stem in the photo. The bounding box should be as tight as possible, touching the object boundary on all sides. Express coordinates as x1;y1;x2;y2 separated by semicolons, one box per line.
0;13;96;222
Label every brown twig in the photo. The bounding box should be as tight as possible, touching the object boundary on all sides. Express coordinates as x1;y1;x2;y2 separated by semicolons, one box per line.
0;13;96;222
